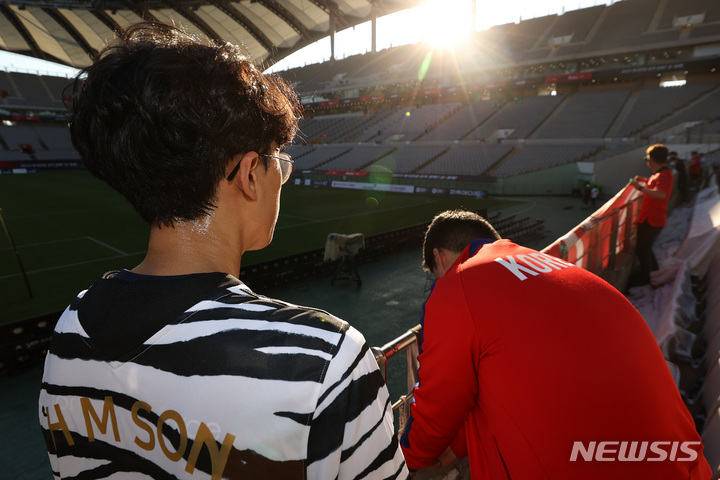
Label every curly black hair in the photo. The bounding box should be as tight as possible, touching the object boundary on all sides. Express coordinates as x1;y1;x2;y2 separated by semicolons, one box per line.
69;22;301;227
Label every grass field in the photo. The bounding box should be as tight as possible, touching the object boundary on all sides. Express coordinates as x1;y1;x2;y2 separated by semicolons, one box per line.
0;170;520;324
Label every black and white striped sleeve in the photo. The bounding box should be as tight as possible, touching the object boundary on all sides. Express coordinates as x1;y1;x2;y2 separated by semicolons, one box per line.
306;324;408;479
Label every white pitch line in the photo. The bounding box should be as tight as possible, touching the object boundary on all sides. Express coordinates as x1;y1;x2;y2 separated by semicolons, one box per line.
0;236;89;252
276;200;430;230
5;205;130;220
0;251;146;280
280;213;319;222
0;236;128;255
86;236;127;255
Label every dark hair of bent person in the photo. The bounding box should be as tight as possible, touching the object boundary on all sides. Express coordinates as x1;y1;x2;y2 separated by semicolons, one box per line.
422;210;501;272
646;144;669;164
68;22;302;227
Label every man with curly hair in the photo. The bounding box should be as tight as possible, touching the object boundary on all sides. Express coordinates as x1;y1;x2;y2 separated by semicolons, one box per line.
39;23;407;480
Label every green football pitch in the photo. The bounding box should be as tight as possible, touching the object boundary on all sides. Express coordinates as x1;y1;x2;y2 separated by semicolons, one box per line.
0;170;519;324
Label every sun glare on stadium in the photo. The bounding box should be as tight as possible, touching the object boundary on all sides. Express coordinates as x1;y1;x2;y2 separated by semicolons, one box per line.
417;0;473;50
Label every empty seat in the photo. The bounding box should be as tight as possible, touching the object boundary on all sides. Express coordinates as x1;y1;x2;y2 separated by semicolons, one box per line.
702;406;720;479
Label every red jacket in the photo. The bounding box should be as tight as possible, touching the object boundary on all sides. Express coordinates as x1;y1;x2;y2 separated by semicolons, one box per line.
401;239;710;479
638;166;673;227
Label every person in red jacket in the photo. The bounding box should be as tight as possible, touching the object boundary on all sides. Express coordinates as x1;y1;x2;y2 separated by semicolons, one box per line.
689;151;704;189
400;210;710;479
629;143;673;287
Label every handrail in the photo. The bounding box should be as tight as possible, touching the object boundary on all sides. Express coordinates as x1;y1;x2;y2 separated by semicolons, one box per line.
573;195;642;276
540;181;664;286
372;324;422;411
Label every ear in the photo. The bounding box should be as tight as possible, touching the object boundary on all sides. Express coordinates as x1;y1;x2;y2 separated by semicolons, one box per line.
433;248;450;278
229;151;260;201
433;247;462;278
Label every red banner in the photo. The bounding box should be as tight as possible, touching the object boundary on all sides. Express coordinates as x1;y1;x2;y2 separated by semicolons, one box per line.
360;94;385;103
545;71;592;84
484;81;506;89
11;115;40;121
542;184;641;272
325;170;368;177
0;160;81;170
410;88;441;97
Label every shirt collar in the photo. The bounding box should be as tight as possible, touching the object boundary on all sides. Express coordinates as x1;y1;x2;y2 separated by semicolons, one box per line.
468;238;497;258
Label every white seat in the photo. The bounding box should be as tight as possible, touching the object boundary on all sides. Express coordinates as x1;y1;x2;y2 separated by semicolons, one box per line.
667;361;681;387
703;356;720;421
702;406;720;480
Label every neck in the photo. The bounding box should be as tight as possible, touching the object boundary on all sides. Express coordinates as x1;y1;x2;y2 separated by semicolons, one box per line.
132;216;243;277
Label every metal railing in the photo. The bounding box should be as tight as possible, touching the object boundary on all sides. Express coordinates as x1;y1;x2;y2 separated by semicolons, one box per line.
572;194;642;277
372;324;422;437
372;324;421;411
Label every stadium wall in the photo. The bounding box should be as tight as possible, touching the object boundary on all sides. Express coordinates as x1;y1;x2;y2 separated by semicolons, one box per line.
495;163;583;195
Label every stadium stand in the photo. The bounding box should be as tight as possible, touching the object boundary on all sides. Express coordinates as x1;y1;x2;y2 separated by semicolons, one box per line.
647;87;720;136
659;0;720;28
585;142;643;163
0;72;68;110
361;103;462;143
578;0;661;53
703;149;720;166
0;150;28;161
421;101;501;141
31;126;73;151
545;5;606;51
284;144;316;159
33;150;81;161
689;23;720;39
616;83;718;137
690;121;720;142
418;144;512;176
491;144;601;177
0;125;43;152
501;15;558;62
532;89;631;139
289;145;352;170
469;95;564;140
465;24;521;67
367;145;447;174
296;113;372;144
8;73;55;107
0;0;717;182
320;145;395;171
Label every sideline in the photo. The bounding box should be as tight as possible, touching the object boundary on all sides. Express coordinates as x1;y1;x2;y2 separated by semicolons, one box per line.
495;198;538;221
0;250;145;280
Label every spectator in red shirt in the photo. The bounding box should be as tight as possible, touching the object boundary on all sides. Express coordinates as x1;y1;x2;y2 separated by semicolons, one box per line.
400;210;710;479
629;144;673;287
689;151;704;190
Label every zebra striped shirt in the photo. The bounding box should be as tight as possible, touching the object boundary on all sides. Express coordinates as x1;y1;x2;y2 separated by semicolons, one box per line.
39;270;408;479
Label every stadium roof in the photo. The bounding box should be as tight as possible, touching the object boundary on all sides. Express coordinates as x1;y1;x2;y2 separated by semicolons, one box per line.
0;0;417;69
